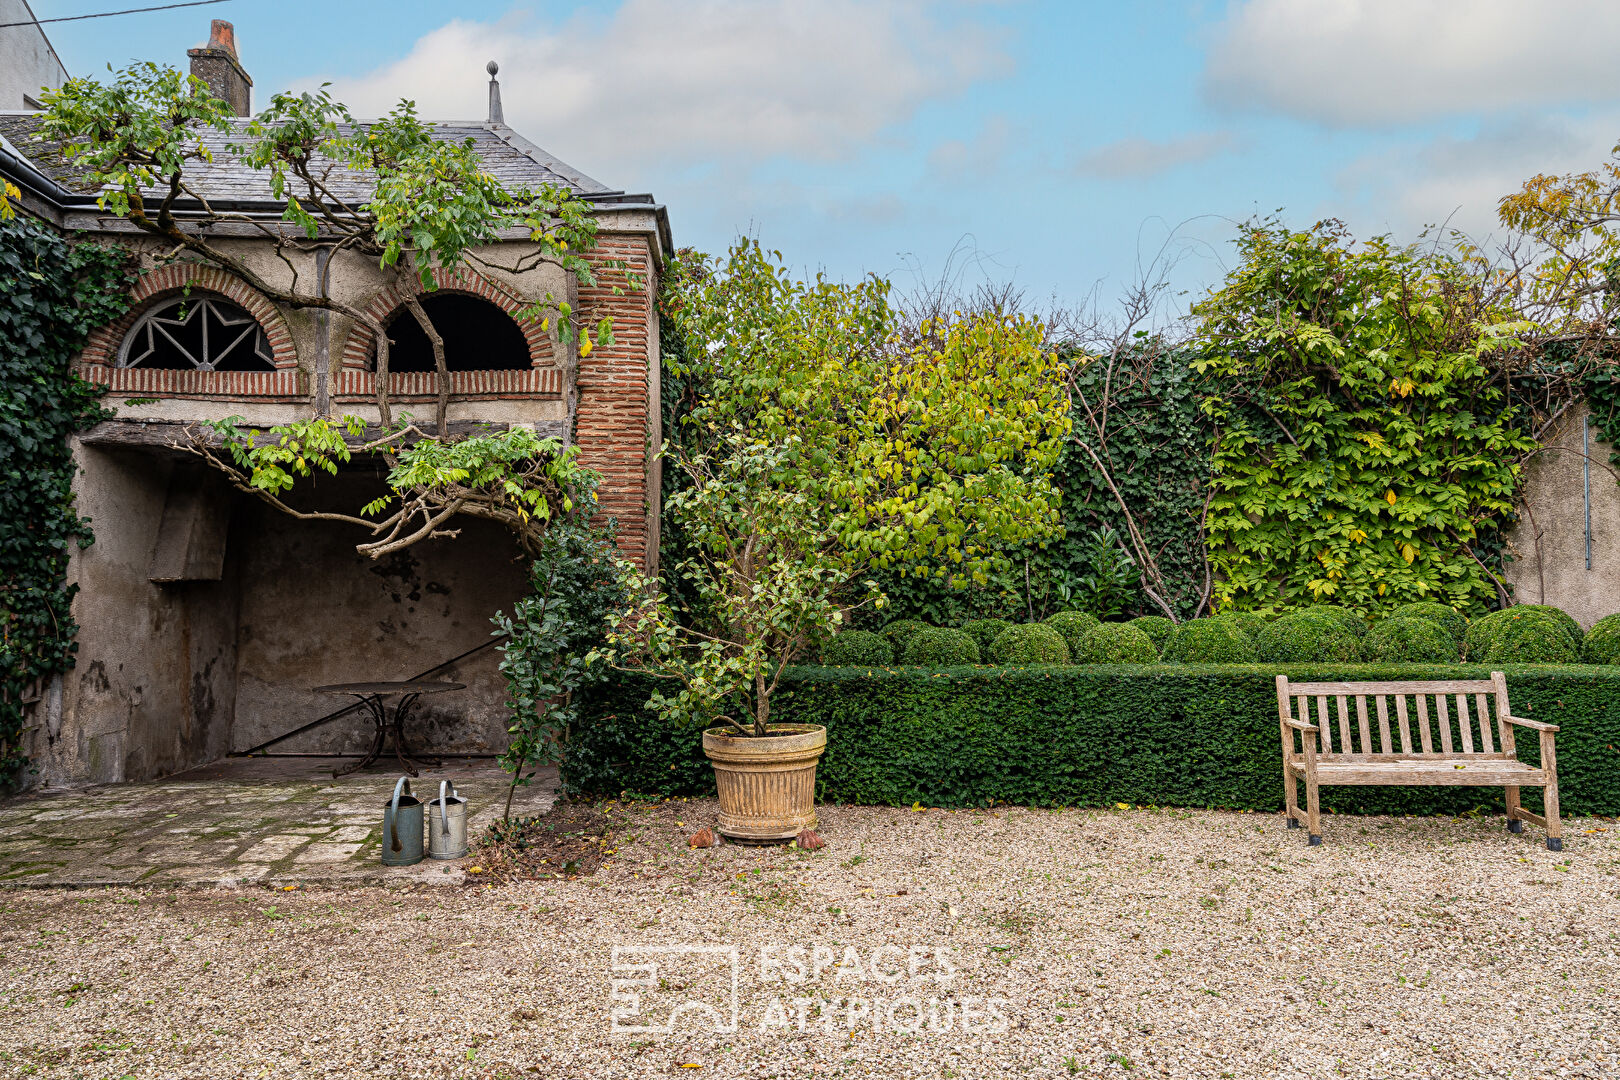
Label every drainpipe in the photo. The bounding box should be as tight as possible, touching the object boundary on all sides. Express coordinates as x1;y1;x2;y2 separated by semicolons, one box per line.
1585;412;1593;571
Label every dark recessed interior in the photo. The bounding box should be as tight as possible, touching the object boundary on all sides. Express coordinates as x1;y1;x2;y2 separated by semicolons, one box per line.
378;293;531;372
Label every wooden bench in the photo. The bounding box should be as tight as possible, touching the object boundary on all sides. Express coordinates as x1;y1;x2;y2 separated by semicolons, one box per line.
1276;672;1561;850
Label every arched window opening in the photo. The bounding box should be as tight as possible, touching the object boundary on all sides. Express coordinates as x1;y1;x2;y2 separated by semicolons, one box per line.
118;296;275;372
376;293;531;373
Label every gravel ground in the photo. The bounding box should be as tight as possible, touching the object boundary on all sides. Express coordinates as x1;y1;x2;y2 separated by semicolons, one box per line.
1;801;1616;1079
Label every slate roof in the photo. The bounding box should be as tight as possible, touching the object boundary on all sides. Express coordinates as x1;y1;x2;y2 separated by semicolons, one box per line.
0;111;630;208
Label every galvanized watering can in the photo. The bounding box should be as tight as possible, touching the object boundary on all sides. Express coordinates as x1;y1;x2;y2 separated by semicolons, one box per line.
427;779;468;861
381;777;424;866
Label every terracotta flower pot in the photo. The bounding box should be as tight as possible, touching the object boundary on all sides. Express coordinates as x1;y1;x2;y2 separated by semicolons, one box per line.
702;724;827;843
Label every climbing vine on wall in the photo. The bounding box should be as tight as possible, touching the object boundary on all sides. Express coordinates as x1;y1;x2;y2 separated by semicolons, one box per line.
0;219;133;786
1192;219;1536;616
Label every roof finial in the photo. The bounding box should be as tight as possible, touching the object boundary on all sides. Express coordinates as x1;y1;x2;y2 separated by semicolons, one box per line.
486;61;504;125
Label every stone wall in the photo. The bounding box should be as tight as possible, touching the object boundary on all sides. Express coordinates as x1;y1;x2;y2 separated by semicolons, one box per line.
1504;402;1620;628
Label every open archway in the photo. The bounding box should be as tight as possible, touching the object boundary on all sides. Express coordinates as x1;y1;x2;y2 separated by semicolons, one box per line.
377;293;531;372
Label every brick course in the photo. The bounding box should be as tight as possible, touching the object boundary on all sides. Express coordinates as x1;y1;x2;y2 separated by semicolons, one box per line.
78;263;299;373
574;236;657;569
336;265;555;372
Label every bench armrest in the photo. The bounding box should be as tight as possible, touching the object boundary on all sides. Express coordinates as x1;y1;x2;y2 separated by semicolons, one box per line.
1283;718;1318;733
1504;714;1559;733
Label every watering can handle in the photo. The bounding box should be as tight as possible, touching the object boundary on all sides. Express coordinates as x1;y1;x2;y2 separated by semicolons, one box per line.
390;777;409;852
438;780;450;835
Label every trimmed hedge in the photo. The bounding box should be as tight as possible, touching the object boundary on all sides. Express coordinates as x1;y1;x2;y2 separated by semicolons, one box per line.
570;664;1620;815
1466;607;1578;661
1043;611;1100;657
821;630;893;666
1256;611;1362;663
1308;605;1368;638
1128;616;1175;653
881;619;929;653
1583;614;1620;665
1389;602;1468;645
1484;619;1581;664
991;623;1070;664
903;627;980;665
960;618;1012;657
1073;622;1157;664
1219;612;1267;641
1162;618;1258;664
1362;616;1457;663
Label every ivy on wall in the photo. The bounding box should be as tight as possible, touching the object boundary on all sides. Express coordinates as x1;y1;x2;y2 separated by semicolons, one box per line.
1192;220;1535;617
860;342;1213;625
0;219;132;786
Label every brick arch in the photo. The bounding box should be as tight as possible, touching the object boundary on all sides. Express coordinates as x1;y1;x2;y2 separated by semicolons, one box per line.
78;264;298;373
336;265;555;372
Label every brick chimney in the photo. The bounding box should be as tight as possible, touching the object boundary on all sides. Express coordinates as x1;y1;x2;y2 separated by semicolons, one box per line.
187;20;252;116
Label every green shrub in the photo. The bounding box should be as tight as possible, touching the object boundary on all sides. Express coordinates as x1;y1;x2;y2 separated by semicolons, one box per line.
573;664;1620;815
1389;602;1468;645
881;619;929;653
960;618;1012;657
1362;616;1457;663
1256;611;1362;663
1465;607;1579;660
1582;614;1620;665
1072;623;1158;664
1162;618;1258;663
990;623;1071;664
1484;618;1581;664
1043;610;1100;657
903;627;980;666
1518;604;1583;643
820;630;893;666
1128;616;1175;653
1217;612;1267;640
1307;605;1368;638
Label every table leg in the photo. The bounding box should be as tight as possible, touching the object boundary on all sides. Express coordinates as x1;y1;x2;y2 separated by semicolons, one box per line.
389;693;442;775
333;695;389;778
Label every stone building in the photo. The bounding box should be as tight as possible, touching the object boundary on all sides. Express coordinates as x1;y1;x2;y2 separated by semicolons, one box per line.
1;24;671;788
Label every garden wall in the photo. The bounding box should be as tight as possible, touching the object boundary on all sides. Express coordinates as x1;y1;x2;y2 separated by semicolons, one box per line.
571;664;1620;816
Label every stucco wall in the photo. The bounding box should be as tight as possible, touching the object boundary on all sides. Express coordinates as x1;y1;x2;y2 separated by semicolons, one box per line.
1504;402;1620;628
229;473;527;756
0;0;68;109
42;446;241;786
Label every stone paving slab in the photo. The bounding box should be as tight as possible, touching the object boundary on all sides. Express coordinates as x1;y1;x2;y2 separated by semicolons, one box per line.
0;757;555;888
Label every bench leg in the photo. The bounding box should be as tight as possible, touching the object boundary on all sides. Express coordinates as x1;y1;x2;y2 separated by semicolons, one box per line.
1284;763;1300;828
1505;785;1522;833
1542;731;1563;852
1305;771;1322;846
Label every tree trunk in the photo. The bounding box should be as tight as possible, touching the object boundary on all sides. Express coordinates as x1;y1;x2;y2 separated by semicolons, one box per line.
755;670;770;737
402;291;450;436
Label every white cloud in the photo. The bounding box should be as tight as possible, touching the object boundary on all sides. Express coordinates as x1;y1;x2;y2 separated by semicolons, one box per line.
1204;0;1620;126
302;1;1010;189
1072;131;1238;179
1334;113;1620;242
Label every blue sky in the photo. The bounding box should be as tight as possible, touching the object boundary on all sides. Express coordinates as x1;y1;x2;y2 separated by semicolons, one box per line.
31;0;1620;321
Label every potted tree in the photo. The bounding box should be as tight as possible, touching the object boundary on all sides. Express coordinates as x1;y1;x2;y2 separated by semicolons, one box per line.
606;436;868;841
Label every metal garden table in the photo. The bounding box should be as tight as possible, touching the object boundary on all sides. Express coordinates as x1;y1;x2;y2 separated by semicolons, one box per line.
312;680;465;778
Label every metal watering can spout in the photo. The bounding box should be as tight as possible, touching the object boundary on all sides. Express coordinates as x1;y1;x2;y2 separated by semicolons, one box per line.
391;777;409;852
439;780;455;836
381;777;425;866
427;778;469;861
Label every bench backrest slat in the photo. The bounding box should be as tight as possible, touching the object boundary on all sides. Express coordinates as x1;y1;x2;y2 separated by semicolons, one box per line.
1278;673;1516;760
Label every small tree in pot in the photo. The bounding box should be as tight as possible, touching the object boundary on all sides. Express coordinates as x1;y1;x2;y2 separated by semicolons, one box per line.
602;436;873;840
